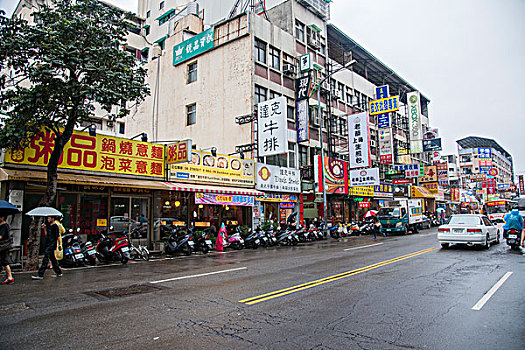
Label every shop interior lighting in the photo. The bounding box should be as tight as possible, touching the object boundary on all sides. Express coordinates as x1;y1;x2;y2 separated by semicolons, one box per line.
198;204;204;209
175;201;181;207
164;201;170;206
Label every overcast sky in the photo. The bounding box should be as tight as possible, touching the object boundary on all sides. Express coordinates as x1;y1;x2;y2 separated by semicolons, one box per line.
2;0;524;178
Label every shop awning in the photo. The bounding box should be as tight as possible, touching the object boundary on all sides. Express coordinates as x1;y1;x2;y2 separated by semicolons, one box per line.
410;186;435;199
0;168;170;190
163;182;264;196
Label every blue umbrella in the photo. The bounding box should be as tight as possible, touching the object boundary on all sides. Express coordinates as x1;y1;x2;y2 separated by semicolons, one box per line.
0;200;20;216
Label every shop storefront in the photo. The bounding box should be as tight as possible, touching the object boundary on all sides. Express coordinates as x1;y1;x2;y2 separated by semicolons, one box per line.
410;186;436;212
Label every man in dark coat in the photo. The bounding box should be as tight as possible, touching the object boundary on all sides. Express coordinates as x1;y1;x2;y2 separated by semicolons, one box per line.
32;216;62;279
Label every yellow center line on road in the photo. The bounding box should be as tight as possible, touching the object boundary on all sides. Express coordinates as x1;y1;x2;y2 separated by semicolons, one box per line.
239;247;438;305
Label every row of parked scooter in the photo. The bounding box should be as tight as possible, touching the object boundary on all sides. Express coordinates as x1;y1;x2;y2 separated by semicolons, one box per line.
60;228;150;267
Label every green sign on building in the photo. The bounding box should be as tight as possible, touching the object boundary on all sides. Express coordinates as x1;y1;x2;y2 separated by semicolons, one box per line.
173;27;214;66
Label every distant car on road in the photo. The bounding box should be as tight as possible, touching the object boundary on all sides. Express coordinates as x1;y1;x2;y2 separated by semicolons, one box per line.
419;215;432;230
437;214;499;249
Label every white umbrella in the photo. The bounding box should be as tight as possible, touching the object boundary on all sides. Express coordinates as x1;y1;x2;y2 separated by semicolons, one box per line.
26;207;63;217
436;207;445;213
364;210;378;218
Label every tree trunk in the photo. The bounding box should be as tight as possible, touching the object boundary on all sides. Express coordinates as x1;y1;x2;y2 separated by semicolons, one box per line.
24;123;75;271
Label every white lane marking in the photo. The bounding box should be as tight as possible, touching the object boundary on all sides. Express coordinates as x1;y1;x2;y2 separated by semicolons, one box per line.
150;267;247;284
344;243;384;251
215;251;237;254
472;271;513;311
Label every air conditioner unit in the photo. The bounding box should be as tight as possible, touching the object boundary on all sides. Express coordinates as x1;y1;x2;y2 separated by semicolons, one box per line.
283;64;296;76
107;121;114;128
308;36;321;49
320;81;330;93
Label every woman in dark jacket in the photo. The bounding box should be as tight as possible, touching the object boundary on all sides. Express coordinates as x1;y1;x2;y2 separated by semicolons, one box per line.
0;216;14;284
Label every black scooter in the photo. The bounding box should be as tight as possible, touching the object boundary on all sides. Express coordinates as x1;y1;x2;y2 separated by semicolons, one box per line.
61;232;85;267
165;228;193;256
503;228;522;250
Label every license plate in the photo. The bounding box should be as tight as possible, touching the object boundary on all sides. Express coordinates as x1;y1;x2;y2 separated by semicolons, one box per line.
75;253;83;259
453;229;464;233
188;241;194;246
255;239;260;244
120;247;129;252
240;239;244;244
88;250;96;255
205;240;212;245
262;237;268;241
509;234;518;239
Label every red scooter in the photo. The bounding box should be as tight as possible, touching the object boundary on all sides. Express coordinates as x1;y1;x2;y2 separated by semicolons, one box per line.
96;231;131;264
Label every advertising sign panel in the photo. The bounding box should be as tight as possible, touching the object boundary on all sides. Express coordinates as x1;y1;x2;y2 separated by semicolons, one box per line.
368;96;400;116
393;179;414;185
173;27;214;65
407;91;423;153
295;75;311;101
519;175;524;194
299;53;313;72
349;168;380;187
423;182;439;194
497;183;511;190
255;164;301;193
315;156;348;194
376;86;390;128
423;128;439;140
257;96;288;157
348;186;374;197
422;138;442;152
431;151;441;163
296;99;309;142
420;165;438;183
379;128;393;165
195;193;254;207
398;155;412;164
347;112;371;168
5;129;165;178
167;140;192;164
169;150;254;187
478;148;492;159
374;183;393;198
394;164;420;178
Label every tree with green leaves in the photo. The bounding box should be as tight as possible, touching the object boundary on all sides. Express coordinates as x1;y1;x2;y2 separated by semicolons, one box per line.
0;0;149;270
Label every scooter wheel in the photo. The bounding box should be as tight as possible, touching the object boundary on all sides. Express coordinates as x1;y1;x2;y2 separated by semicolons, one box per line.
184;246;192;256
201;246;209;254
121;258;129;264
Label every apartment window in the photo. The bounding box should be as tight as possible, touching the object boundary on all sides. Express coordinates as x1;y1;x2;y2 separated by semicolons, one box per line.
118;122;125;134
186;104;196;126
160;1;164;10
254;85;267;104
354;91;361;108
339;118;346;135
295;20;305;42
187;62;197;83
267;154;287;167
145;26;150;36
288;142;296;168
146;10;150;18
299;145;308;166
269;46;280;70
338;83;344;100
287;105;295;122
254;38;267;64
269;90;280;100
346;93;352;105
361;95;368;111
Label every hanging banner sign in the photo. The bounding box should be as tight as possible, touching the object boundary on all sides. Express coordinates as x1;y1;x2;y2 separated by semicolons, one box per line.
296;75;311;101
296;99;309;142
166;139;192;165
173;27;214;65
519;175;524;194
5;129;165;178
169;150;254;187
394;164;420;178
423;138;442;152
195;193;254;207
299;53;313;72
349;168;380;187
407;91;423;153
347;112;371;169
376;86;390;128
478;148;492;159
379;128;393;165
255;164;301;193
423;128;439;140
368;96;399;116
315;155;349;194
258;96;288;157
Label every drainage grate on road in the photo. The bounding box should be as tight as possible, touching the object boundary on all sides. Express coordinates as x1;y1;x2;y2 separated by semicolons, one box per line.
89;284;162;299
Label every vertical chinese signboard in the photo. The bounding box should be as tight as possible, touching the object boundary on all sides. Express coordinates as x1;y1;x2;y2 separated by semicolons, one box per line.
376;85;390;128
314;155;348;194
379;128;393;165
5;129;165;177
407;91;423;154
519;175;524;195
347;112;371;169
257;96;288;157
437;162;449;186
296;75;311;142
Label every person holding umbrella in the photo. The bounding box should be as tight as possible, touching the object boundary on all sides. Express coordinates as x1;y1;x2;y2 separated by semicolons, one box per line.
0;200;20;285
32;216;63;280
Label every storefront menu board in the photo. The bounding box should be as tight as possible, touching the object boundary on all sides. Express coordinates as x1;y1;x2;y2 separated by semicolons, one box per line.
169;150;254;187
5;129;165;178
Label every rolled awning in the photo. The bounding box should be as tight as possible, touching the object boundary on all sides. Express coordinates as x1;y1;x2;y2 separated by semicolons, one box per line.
164;182;264;196
410;186;435;199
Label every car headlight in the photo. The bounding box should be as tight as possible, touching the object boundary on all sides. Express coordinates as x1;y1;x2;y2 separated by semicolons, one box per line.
396;222;403;227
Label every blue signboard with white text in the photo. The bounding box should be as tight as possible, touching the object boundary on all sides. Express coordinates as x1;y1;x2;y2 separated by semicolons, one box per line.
376;86;390;128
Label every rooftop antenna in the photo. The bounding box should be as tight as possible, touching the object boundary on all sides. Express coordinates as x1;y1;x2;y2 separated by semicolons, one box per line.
228;0;268;20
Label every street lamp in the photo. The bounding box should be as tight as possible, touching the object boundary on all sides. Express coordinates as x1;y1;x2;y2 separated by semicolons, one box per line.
312;60;356;232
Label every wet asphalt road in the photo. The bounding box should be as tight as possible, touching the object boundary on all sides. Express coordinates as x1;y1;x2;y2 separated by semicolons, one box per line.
1;228;524;350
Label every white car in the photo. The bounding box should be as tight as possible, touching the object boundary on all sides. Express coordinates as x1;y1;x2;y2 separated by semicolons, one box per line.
438;214;500;249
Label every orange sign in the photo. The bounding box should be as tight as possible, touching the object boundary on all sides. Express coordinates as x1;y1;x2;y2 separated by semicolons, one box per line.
166;140;192;164
5;129;165;178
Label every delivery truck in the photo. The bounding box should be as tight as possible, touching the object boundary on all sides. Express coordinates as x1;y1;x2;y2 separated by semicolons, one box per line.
378;199;423;235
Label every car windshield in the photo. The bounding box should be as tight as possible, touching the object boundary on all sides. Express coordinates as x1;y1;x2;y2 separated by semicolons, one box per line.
485;204;506;214
447;216;482;226
378;208;400;219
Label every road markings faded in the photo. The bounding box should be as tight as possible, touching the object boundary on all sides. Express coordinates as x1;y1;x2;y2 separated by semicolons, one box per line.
239;247;438;305
344;243;384;251
472;271;513;311
150;266;247;284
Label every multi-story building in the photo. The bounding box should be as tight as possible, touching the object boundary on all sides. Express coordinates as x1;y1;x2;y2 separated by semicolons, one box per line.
127;0;433;223
456;136;514;187
440;154;460;188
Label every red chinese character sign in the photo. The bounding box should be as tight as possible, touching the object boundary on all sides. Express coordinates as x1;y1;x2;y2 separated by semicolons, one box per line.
315;155;348;194
5;129;165;178
167;140;192;164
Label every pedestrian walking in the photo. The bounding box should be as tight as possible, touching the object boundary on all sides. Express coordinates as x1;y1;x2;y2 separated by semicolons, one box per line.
32;216;63;280
0;216;14;284
371;215;381;240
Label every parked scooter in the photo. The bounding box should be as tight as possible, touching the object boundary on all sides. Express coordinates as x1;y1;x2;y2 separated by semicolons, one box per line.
165;228;193;256
81;238;98;266
96;230;131;264
223;227;244;250
244;229;261;249
127;233;150;261
61;231;85;267
192;228;213;254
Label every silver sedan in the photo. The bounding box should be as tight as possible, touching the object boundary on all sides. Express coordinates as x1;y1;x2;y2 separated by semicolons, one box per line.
437;214;500;249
